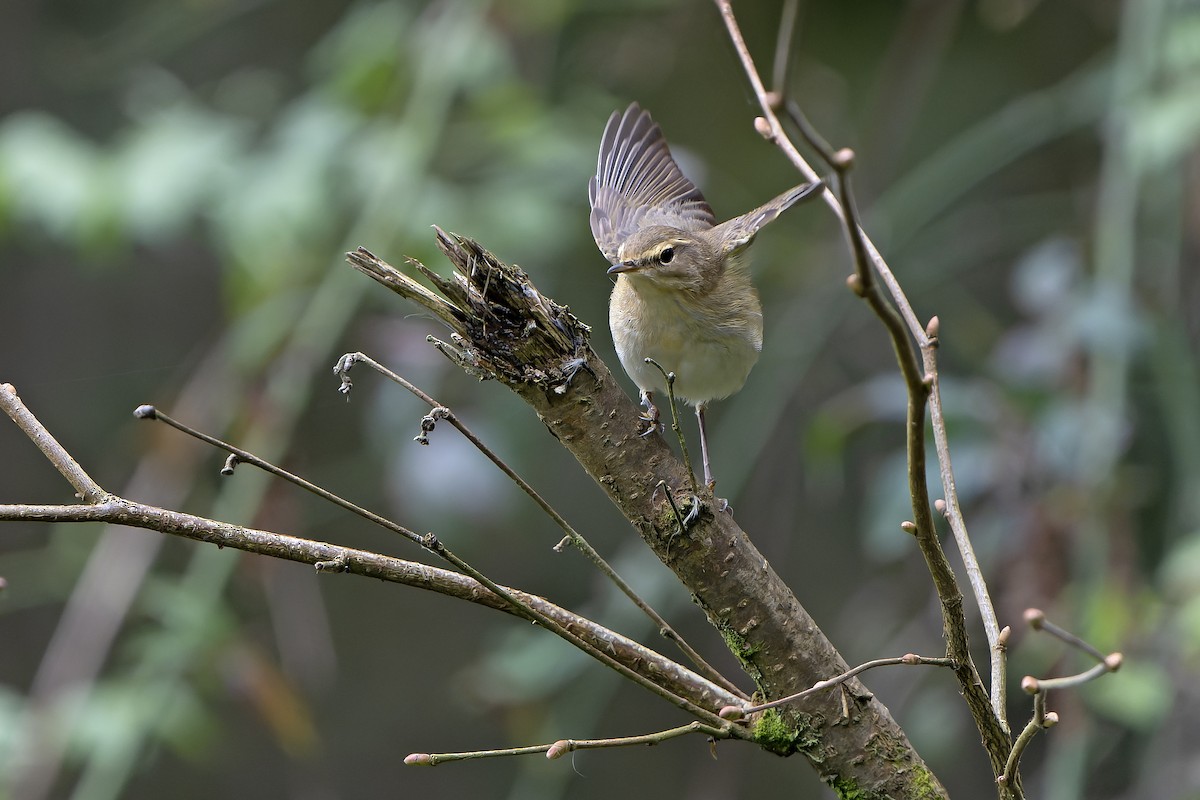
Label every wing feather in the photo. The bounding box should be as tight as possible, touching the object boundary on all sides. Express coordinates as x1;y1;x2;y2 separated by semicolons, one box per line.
588;103;715;263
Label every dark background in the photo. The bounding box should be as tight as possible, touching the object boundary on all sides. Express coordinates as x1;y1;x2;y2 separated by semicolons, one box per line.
2;0;1197;798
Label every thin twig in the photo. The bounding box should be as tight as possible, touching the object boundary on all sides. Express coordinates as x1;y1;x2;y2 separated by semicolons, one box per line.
333;352;747;699
782;100;838;168
997;612;1120;785
644;358;699;495
731;654;954;716
0;387;746;719
133;404;426;547
930;348;1007;729
1023;608;1108;662
1021;608;1122;690
771;0;800;100
1;384;105;503
999;692;1050;787
656;480;690;536
132;405;730;725
993;625;1011;730
1024;661;1119;693
405;720;732;766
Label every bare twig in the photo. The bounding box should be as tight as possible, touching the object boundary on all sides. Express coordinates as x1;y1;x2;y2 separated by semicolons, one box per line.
2;384;105;503
1023;661;1121;693
134;404;427;547
333;352;747;699
999;692;1053;788
1020;609;1123;691
729;653;955;717
770;0;801;99
0;385;743;718
644;357;699;496
4;384;734;723
405;720;732;766
722;12;1003;688
997;611;1119;785
131;403;729;725
1023;608;1108;662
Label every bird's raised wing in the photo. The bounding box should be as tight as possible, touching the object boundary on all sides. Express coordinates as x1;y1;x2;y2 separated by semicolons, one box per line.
588;103;716;263
711;179;823;255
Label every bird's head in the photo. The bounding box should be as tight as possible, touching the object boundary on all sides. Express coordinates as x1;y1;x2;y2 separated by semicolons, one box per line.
608;226;722;293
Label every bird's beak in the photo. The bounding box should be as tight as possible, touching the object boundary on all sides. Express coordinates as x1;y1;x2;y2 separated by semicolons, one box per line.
607;261;640;275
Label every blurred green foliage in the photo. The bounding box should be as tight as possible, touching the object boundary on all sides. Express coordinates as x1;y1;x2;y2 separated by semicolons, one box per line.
1;0;1199;799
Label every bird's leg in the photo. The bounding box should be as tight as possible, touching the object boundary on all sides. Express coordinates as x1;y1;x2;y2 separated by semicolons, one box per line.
696;403;715;490
695;404;731;514
638;390;663;436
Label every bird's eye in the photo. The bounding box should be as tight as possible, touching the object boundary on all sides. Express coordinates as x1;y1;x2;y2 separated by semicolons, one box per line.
659;247;675;265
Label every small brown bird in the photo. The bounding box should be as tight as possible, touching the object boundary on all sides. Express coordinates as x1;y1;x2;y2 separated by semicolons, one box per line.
589;103;821;490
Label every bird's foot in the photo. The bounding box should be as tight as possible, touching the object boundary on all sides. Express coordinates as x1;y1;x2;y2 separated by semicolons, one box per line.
553;357;595;394
703;477;733;516
682;495;703;528
638;393;664;436
638;415;664;437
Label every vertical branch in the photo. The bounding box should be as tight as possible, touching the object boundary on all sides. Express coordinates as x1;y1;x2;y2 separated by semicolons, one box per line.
925;336;1007;730
713;0;1015;787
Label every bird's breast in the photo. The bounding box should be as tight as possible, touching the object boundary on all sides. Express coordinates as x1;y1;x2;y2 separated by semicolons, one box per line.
608;274;763;404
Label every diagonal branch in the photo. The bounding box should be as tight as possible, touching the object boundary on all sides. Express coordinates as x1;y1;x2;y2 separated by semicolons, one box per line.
333;351;748;699
128;402;728;726
344;233;946;797
0;385;740;716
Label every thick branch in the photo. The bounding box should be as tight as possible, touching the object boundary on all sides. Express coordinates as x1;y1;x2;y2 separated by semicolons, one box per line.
347;235;942;797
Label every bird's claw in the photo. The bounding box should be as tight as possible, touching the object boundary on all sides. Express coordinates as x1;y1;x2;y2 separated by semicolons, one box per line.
638;413;665;437
638;395;663;436
683;495;703;528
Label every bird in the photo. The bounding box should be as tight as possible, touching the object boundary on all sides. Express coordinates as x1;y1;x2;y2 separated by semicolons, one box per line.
588;102;822;492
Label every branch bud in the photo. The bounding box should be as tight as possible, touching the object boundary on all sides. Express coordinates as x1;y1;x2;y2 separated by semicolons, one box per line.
846;274;865;296
900;520;918;536
1042;711;1060;728
1104;652;1123;672
832;148;855;170
925;316;940;340
404;753;433;766
133;404;158;420
1023;608;1046;630
997;626;1012;648
1021;675;1039;694
718;705;745;720
546;740;572;760
754;116;773;140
